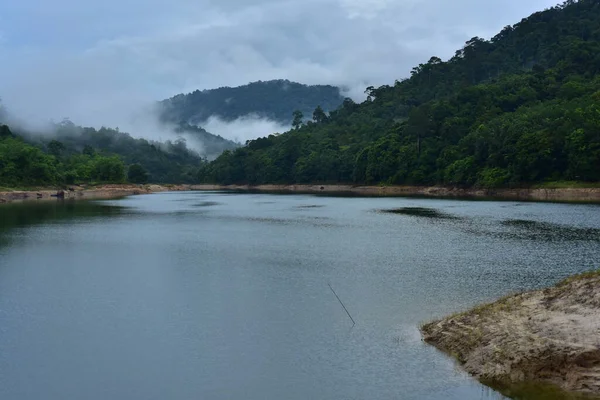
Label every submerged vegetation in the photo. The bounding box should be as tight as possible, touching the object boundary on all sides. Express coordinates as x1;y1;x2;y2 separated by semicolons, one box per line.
500;219;600;241
199;0;600;188
381;207;459;219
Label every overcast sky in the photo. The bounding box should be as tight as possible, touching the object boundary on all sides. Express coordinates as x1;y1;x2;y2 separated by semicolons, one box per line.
0;0;559;131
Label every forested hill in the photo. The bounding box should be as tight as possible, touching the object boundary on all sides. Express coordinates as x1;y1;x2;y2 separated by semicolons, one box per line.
198;0;600;187
159;80;345;125
0;120;209;186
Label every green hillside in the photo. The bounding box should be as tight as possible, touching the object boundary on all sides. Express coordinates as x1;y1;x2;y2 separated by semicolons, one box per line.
198;0;600;187
0;120;211;186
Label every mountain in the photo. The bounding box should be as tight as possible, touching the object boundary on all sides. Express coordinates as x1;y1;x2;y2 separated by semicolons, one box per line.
159;79;345;126
198;0;600;187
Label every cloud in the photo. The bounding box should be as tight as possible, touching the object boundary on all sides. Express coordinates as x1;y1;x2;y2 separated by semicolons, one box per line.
0;0;559;140
202;115;290;144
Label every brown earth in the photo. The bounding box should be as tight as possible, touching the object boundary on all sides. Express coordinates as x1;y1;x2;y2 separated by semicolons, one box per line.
191;184;600;203
421;272;600;397
2;184;600;204
0;184;192;204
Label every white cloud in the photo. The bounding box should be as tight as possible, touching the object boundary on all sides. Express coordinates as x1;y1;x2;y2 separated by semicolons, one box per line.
202;115;291;144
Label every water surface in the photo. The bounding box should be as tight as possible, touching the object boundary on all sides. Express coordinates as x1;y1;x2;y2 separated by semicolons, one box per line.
1;192;599;400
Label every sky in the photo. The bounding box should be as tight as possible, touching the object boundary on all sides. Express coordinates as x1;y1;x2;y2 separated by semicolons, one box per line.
0;0;559;140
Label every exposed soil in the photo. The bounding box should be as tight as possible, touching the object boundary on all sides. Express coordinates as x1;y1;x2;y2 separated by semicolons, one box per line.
3;184;599;204
421;272;600;397
0;184;191;204
191;184;600;203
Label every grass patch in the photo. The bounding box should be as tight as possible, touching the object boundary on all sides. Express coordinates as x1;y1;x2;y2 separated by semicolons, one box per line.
557;269;600;287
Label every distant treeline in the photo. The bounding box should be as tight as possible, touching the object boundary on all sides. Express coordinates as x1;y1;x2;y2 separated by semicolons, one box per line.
198;0;600;187
0;124;132;187
0;121;206;187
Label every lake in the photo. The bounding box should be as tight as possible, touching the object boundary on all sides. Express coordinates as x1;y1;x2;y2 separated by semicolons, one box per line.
0;192;599;400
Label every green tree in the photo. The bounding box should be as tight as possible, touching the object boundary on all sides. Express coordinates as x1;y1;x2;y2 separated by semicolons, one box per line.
47;140;66;157
0;125;12;138
127;163;149;184
312;106;327;124
292;110;304;129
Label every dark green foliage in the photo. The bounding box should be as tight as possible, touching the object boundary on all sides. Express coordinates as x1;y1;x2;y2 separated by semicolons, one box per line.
0;135;59;186
199;0;600;187
292;110;304;130
127;163;149;184
28;120;207;184
47;140;66;157
0;126;128;187
160;79;344;125
0;124;12;138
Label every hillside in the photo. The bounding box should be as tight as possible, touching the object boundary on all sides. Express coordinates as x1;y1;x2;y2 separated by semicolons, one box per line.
0;123;131;187
159;79;345;126
198;0;600;187
0;120;211;186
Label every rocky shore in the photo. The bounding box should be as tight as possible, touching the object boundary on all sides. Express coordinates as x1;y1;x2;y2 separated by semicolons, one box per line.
421;271;600;397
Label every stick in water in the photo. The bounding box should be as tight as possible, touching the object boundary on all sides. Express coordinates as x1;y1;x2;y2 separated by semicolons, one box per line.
328;283;356;326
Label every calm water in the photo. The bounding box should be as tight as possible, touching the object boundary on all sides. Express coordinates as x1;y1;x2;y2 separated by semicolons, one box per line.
0;192;599;400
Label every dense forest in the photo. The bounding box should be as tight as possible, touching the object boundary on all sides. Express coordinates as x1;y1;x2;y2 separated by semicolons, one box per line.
160;80;345;125
0;124;130;187
0;119;212;186
25;119;208;183
199;0;600;187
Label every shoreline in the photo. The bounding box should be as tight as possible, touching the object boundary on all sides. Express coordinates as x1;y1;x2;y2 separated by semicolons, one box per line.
0;184;191;204
190;184;600;203
1;183;600;204
420;271;600;398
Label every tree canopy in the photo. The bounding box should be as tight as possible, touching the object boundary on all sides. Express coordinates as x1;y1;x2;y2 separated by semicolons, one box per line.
0;125;127;187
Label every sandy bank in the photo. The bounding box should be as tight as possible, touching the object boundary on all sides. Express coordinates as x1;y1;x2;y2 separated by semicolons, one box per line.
190;184;600;203
421;272;600;397
0;184;191;204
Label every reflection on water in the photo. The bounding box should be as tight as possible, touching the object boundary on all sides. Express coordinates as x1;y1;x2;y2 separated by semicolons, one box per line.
487;380;600;400
0;193;598;400
0;200;126;246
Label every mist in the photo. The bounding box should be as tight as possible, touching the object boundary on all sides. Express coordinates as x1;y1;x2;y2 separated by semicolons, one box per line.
0;93;207;155
201;115;291;143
